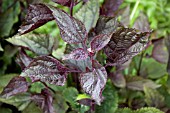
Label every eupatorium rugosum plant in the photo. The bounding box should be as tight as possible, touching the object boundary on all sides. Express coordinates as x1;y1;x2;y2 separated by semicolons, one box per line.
1;0;152;112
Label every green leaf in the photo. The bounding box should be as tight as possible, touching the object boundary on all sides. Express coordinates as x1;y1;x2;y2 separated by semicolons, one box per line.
30;82;45;93
0;93;31;111
144;87;164;108
62;87;78;109
62;88;90;112
53;93;69;113
0;108;12;113
0;43;3;51
22;102;42;113
136;107;164;113
0;1;20;38
6;33;54;55
0;45;18;75
140;58;167;79
74;0;99;32
115;107;163;113
95;81;118;113
62;87;78;104
0;74;18;93
115;108;132;113
126;76;161;91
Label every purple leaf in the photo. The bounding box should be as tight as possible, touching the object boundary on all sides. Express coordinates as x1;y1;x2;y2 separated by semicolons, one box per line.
32;88;55;113
64;57;92;72
19;4;54;34
48;5;87;43
20;56;68;86
126;76;161;91
79;60;107;105
109;72;126;88
90;34;112;52
1;76;29;98
152;38;168;64
77;98;93;106
52;0;71;6
64;44;92;72
120;6;130;26
63;48;88;60
133;12;150;32
100;0;124;17
16;49;33;70
104;27;151;65
95;16;118;34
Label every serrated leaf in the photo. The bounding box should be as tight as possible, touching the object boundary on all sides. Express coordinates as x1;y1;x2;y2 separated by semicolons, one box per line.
18;4;54;34
90;34;111;52
115;108;132;113
126;76;161;91
79;61;107;105
63;48;88;60
109;72;126;88
1;76;29;98
0;93;31;111
48;5;87;43
100;0;124;17
52;0;71;6
74;0;99;32
95;16;118;34
152;38;168;64
95;82;118;113
20;56;68;86
16;49;33;70
136;107;164;113
144;87;164;108
32;88;55;113
7;33;54;55
104;27;151;66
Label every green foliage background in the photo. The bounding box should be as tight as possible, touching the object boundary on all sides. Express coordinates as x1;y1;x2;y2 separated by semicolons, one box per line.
0;0;170;113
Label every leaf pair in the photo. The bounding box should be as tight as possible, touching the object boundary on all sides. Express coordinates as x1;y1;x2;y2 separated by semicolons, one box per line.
63;34;111;61
19;3;87;44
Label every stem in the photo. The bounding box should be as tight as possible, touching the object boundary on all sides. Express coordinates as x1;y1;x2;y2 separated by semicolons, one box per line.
70;0;74;16
137;52;144;76
130;0;140;21
41;82;55;93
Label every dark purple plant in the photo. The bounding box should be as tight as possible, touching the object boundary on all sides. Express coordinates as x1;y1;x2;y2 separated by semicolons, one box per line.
1;1;152;112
